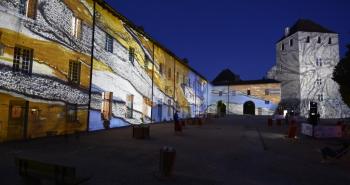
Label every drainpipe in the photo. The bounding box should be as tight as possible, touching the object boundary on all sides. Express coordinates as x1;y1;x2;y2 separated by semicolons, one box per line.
86;0;96;132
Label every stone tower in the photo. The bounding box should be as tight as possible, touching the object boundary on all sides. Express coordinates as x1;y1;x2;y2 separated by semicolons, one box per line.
268;19;350;118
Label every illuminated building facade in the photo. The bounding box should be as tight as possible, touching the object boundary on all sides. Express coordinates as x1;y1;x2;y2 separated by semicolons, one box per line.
0;0;207;142
267;19;350;118
208;69;281;115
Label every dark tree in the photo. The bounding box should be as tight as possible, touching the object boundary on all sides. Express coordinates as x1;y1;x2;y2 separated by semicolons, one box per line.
333;44;350;107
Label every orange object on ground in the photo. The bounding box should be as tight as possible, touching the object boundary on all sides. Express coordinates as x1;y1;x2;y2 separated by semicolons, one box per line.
288;125;297;138
268;118;273;127
277;119;282;126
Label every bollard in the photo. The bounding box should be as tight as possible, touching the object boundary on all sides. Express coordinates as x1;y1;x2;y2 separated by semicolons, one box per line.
159;146;176;177
181;120;185;127
267;118;273;127
287;125;298;138
174;121;182;132
276;119;282;126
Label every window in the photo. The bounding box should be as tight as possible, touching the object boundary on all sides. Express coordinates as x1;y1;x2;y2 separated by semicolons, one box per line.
316;79;322;85
265;89;269;95
268;89;281;95
306;36;310;43
159;63;164;75
66;104;78;122
68;60;81;85
317;94;323;101
176;72;179;83
317;37;321;44
0;43;4;56
219;91;223;96
13;46;33;75
182;75;186;84
19;0;37;19
247;90;251;95
328;37;332;44
144;56;149;69
19;0;27;15
168;99;172;117
168;68;171;79
71;16;82;39
126;95;134;118
129;47;135;64
265;100;270;104
105;33;113;53
101;92;113;121
316;58;322;67
289;39;293;46
281;43;285;51
27;0;37;19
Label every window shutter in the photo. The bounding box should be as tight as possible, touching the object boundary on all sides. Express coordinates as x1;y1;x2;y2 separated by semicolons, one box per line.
27;0;38;19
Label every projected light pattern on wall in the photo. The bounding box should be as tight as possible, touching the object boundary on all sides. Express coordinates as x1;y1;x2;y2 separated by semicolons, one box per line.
0;0;208;141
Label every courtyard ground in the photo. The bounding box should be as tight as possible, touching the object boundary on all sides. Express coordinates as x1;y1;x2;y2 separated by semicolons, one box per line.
0;115;349;185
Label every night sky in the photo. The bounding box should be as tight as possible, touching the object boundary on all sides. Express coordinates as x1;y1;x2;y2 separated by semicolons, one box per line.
104;0;350;81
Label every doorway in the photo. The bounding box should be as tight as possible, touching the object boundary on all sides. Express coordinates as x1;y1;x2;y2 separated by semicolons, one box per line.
7;100;28;140
243;101;255;115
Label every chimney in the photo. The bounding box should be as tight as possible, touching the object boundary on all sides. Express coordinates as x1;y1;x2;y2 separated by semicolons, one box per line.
284;27;290;37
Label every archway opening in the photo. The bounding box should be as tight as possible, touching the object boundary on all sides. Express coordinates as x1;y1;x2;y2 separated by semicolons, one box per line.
243;101;255;115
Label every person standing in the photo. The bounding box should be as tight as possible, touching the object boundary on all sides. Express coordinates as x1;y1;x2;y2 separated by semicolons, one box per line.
174;111;181;133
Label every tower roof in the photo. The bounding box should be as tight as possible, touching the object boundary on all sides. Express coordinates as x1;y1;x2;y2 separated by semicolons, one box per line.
211;69;241;85
278;19;336;42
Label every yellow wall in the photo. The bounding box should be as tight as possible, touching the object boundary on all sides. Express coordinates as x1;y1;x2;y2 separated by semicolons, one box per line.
231;83;281;104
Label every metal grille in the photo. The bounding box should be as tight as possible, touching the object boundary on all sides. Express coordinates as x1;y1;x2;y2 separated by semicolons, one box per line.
69;61;81;85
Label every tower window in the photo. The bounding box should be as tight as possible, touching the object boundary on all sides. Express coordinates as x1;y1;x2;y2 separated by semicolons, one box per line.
13;46;33;75
317;94;324;101
316;58;323;67
289;39;293;46
281;43;285;51
247;90;251;95
316;79;322;85
328;37;332;44
105;33;113;53
306;36;310;43
317;37;321;44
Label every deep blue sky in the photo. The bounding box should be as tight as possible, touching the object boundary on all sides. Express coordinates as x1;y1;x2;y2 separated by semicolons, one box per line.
105;0;350;81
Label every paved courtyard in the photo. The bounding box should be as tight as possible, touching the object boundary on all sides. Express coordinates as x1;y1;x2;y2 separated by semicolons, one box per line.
0;115;349;185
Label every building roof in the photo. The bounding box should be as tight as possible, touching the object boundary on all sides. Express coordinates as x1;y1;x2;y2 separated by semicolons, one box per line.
93;0;207;81
278;19;336;42
211;69;280;86
211;69;241;85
